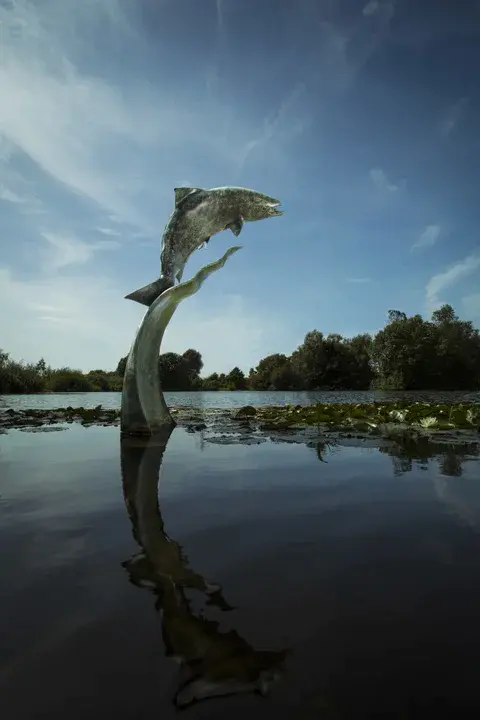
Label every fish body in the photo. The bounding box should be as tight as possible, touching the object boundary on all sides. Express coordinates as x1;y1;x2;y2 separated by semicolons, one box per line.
125;186;283;306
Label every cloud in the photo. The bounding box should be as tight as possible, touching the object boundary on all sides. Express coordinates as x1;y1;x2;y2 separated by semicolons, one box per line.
40;232;121;272
362;1;381;16
425;253;480;312
309;2;396;93
235;83;310;173
462;292;480;327
369;167;400;192
95;227;121;237
362;1;395;20
412;224;441;251
347;277;371;284
0;186;24;203
215;0;225;35
0;0;302;235
439;97;469;138
0;182;45;214
0;265;281;374
0;0;302;374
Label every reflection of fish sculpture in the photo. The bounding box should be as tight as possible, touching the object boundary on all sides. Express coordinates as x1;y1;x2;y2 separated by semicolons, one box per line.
121;434;289;709
160;577;289;708
125;186;283;307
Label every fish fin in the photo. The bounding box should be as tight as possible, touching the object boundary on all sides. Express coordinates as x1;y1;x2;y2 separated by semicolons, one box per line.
125;277;173;306
174;187;202;207
226;217;244;237
174;677;255;707
198;237;211;250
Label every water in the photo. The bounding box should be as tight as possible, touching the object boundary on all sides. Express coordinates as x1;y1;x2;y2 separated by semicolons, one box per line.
1;425;480;718
1;389;480;411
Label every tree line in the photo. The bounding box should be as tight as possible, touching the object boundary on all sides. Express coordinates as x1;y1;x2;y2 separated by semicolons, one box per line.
1;304;479;394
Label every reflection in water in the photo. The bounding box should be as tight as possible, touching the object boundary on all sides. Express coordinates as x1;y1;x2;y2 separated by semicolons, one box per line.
380;436;480;531
308;440;340;463
377;435;480;478
312;432;479;479
313;434;480;532
120;429;289;709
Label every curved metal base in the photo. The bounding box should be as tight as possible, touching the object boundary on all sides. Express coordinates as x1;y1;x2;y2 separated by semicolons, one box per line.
120;245;242;437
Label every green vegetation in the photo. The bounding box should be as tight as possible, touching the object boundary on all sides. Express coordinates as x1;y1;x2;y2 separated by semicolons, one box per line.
238;402;480;434
1;402;479;437
2;304;480;394
0;350;123;395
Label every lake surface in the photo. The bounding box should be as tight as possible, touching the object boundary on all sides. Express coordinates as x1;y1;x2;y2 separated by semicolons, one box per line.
1;425;480;718
1;389;480;411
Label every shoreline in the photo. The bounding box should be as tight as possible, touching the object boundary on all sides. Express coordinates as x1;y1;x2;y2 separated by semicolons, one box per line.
1;403;479;451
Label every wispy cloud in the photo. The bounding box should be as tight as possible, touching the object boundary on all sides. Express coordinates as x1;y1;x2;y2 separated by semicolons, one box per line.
362;1;395;21
369;167;400;192
426;253;480;312
311;1;397;92
40;232;121;272
363;1;380;16
0;0;302;371
0;265;283;374
439;97;469;137
347;277;371;284
412;224;441;251
0;181;45;214
95;227;121;237
0;0;298;234
0;186;24;203
215;0;225;35
235;83;309;173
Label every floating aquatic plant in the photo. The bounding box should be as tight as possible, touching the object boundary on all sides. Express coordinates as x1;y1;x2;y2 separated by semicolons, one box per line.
418;416;438;429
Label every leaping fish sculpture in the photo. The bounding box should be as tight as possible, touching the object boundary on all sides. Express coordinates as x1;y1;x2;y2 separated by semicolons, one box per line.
125;186;283;307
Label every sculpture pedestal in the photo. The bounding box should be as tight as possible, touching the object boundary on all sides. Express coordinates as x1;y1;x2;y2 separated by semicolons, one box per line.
120;245;241;437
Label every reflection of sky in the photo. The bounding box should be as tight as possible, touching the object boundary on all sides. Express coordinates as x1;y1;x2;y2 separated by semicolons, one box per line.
2;423;480;715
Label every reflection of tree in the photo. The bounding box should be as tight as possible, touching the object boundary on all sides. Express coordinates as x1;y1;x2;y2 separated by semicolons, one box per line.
377;435;480;478
438;453;462;478
308;440;339;463
376;435;480;528
391;455;412;477
120;431;289;709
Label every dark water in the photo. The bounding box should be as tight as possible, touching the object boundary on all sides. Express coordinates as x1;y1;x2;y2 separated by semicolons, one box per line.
1;426;480;719
1;389;480;411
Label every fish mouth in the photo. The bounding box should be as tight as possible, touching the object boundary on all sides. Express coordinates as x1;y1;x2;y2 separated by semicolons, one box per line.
269;201;283;216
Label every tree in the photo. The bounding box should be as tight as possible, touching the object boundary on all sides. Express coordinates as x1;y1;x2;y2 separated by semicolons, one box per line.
249;353;298;390
35;358;48;376
158;352;190;390
372;304;480;390
224;366;248;390
429;304;480;389
202;372;220;390
182;349;203;376
388;310;407;324
431;304;457;326
344;334;374;389
48;369;93;392
372;312;436;389
116;348;204;390
116;356;128;376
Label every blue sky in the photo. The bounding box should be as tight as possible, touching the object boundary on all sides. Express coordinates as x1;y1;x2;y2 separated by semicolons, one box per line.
1;0;479;375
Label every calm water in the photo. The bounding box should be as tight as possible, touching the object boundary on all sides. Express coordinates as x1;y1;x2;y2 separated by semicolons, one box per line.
1;389;480;411
1;425;480;718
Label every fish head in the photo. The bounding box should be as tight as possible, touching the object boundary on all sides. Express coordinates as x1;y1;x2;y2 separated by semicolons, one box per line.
236;188;284;222
210;187;283;222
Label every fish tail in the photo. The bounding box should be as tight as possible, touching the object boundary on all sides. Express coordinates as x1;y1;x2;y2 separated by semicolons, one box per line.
124;277;174;306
